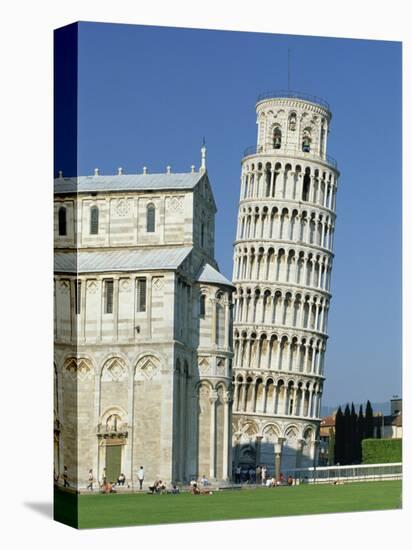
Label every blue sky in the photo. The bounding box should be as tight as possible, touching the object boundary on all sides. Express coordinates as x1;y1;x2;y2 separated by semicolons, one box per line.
74;22;402;406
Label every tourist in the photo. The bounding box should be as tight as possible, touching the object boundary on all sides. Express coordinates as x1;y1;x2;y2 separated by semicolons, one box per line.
87;469;94;491
117;473;126;486
261;465;267;485
102;480;116;494
248;467;255;484
200;474;209;486
190;482;213;495
137;466;144;490
256;465;262;484
148;480;161;494
287;475;293;486
63;466;70;488
235;465;241;484
169;484;180;494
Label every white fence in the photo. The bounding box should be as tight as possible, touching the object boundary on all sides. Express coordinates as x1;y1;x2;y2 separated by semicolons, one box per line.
285;462;402;484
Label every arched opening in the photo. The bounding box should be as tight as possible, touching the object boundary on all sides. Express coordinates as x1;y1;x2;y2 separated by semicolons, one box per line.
58;206;67;236
146;203;156;232
90;206;99;235
302;127;312;153
273;126;282;149
302;169;310;201
200;294;206;317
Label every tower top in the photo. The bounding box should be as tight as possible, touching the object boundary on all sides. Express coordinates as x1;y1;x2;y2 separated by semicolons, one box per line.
256;90;330;113
243;90;337;169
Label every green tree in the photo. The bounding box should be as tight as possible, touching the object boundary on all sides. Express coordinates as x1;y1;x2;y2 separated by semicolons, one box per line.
334;407;343;465
365;400;374;439
357;405;365;463
343;404;351;464
350;402;358;464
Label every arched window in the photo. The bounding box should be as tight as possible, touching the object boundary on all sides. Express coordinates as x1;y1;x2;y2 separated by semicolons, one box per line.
200;294;206;317
302;171;310;201
90;206;99;234
288;112;297;131
273;127;282;149
302;128;312;153
146;203;155;232
58;206;67;236
200;222;205;247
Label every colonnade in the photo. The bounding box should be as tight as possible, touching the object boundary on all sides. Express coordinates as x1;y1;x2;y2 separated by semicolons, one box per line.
236;206;335;250
233;332;326;375
232;374;323;419
240;161;337;210
234;247;332;292
234;288;329;333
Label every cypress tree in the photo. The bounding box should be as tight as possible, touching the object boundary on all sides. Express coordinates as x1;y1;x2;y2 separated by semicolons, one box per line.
343;404;351;464
334;407;343;465
365;400;374;439
350;402;358;464
357;405;365;462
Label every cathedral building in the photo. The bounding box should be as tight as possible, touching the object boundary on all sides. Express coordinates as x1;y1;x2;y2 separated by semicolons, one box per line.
231;93;339;473
53;146;234;489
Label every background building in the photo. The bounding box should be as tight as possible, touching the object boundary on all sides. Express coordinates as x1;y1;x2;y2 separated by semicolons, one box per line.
53;149;234;489
374;397;403;439
231;92;339;473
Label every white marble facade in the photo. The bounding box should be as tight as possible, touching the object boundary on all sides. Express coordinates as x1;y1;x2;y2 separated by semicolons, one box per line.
232;94;339;473
54;149;234;489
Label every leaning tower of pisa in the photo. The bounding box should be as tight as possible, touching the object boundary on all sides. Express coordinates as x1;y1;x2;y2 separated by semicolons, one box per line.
232;92;339;474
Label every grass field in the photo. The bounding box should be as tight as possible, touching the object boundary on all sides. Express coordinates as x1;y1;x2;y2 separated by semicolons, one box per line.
54;480;402;529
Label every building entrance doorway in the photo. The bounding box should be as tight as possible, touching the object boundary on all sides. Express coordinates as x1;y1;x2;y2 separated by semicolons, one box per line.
105;445;122;483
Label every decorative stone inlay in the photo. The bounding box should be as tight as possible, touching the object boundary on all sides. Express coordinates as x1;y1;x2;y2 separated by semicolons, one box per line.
152;277;164;290
120;278;131;291
166;196;183;212
115;199;130;217
102;358;127;382
64;358;92;381
262;424;280;441
60;280;70;293
135;355;160;381
216;359;226;376
140;358;158;379
87;280;98;294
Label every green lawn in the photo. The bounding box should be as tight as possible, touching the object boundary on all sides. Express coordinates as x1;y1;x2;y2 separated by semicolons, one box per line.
54;480;402;529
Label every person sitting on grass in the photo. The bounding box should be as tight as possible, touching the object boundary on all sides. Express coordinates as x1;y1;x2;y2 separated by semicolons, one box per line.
148;480;160;494
190;482;213;495
168;484;180;494
101;481;116;494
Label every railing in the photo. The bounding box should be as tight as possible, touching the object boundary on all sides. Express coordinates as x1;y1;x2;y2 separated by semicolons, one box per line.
243;144;338;169
256;90;330;110
285;462;402;484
